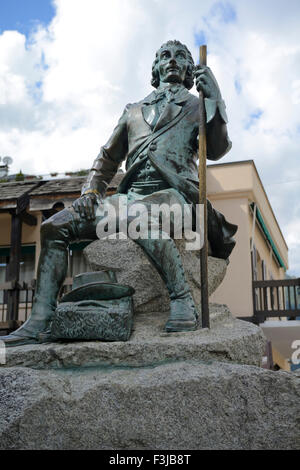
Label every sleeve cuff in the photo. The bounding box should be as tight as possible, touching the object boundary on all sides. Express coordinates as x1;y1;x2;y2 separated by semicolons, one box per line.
81;172;106;198
204;98;228;124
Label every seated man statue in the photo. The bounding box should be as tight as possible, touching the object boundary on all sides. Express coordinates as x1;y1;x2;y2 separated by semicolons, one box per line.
3;39;237;346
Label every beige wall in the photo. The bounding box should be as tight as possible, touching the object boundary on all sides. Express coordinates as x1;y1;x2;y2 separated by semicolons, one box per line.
207;161;288;271
207;161;288;317
22;212;42;248
0;213;11;246
0;212;41;246
207;161;253;196
0;211;42;276
209;197;253;317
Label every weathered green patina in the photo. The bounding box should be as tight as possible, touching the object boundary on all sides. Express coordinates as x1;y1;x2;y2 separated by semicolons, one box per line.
2;40;237;346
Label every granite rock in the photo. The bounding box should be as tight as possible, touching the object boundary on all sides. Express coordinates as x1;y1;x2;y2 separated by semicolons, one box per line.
3;304;266;369
84;238;228;313
0;361;299;450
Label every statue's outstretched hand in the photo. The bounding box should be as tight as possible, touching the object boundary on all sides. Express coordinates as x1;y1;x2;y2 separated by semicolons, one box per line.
194;65;222;100
72;193;103;220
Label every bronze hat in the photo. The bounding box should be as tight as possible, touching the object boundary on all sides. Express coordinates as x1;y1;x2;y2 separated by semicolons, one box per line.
60;271;135;303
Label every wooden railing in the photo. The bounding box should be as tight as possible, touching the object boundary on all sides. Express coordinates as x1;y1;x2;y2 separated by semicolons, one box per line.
0;277;74;332
0;280;35;330
2;276;299;330
252;278;300;323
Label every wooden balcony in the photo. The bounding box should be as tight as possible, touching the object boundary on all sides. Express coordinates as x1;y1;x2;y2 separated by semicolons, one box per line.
252;278;300;323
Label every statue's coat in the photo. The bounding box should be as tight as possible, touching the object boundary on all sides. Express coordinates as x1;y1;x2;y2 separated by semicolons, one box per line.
83;87;237;259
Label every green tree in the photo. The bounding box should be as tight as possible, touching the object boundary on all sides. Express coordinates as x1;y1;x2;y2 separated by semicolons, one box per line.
15;170;25;181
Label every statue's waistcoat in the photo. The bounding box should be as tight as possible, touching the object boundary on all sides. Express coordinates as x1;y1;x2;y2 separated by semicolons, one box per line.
119;90;200;198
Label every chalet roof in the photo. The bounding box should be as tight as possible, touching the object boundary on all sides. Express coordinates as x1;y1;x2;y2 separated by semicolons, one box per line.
108;172;125;189
0;181;41;201
29;172;124;196
0;172;125;202
29;177;85;196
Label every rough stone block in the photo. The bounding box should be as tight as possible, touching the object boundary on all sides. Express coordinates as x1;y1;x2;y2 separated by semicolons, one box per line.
4;304;266;369
0;362;299;450
84;238;228;313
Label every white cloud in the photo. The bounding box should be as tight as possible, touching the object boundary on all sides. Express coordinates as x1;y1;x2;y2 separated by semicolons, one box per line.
0;0;299;275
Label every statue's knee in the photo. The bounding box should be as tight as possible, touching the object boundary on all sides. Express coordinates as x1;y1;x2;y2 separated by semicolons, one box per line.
40;209;73;242
40;218;58;242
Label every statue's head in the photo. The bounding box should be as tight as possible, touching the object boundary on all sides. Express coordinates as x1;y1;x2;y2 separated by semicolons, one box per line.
151;40;195;90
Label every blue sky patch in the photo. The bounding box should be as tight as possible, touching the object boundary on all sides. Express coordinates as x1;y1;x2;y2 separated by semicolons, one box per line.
244;109;263;129
0;0;55;37
40;51;49;71
211;2;237;24
234;79;242;94
194;30;207;47
28;80;43;105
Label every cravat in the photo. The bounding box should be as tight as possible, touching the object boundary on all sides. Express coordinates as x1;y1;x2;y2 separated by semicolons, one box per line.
150;85;181;127
150;84;181;105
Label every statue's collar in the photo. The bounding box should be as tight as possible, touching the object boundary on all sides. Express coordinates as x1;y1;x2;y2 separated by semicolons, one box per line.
142;85;191;131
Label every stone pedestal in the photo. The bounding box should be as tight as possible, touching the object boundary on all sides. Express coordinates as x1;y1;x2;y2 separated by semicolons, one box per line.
0;344;299;450
3;304;266;369
1;239;299;450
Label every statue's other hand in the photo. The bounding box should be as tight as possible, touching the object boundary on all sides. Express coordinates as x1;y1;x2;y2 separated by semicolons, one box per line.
72;193;102;220
194;65;221;100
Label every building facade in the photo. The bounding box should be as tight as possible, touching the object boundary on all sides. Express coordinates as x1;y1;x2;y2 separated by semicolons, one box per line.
207;160;288;318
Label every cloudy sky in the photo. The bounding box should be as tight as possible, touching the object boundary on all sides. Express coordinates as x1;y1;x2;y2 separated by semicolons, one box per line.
0;0;299;275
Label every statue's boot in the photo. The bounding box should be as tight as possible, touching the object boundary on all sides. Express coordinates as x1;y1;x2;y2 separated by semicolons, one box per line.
166;293;199;332
2;238;68;347
134;235;199;332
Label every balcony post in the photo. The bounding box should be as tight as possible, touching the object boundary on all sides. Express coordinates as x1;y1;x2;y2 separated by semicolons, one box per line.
5;210;22;324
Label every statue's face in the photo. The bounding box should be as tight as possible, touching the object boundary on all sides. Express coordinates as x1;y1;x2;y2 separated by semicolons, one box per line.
157;44;189;85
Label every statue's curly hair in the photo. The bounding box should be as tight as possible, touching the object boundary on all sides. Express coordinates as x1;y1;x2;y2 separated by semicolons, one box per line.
151;40;195;90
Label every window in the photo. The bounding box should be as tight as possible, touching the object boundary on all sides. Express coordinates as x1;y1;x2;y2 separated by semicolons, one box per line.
262;260;267;280
68;249;90;278
251;242;258;281
0;245;36;304
19;251;35;283
68;242;91;278
0;255;8;306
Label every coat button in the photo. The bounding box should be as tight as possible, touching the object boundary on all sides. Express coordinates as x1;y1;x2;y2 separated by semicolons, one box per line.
149;142;157;151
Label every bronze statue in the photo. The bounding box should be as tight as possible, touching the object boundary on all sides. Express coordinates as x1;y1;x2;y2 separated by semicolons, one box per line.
3;40;237;346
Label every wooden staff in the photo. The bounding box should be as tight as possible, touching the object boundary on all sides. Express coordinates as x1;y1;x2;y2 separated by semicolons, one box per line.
198;45;209;328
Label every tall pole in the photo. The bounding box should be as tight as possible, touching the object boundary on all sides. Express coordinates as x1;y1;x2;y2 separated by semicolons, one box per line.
198;45;210;328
